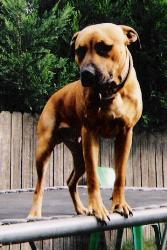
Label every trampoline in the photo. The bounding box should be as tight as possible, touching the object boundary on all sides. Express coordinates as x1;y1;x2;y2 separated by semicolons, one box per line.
0;187;167;249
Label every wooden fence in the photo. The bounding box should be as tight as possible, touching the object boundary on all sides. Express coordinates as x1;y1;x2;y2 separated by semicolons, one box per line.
0;111;167;250
0;111;167;190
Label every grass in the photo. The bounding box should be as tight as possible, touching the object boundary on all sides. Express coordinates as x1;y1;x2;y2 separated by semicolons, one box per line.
122;239;156;250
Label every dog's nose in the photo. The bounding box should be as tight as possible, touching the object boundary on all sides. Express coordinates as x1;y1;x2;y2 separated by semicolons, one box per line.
80;65;96;87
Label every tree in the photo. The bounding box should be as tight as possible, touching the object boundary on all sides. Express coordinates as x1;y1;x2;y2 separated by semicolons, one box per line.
0;0;79;112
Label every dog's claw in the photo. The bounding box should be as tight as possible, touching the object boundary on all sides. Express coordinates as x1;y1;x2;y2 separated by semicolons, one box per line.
107;215;111;221
87;203;110;222
76;205;88;215
129;210;133;217
112;202;133;218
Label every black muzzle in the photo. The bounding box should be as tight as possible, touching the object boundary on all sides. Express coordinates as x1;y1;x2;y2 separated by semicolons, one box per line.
80;64;97;87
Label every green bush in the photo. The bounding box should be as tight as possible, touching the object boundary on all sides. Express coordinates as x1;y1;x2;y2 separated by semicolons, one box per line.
0;0;79;112
0;0;166;130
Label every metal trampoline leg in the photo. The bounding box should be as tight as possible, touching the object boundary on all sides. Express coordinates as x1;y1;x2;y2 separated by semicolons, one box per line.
160;223;167;250
152;224;161;249
29;241;37;250
115;228;124;250
133;226;144;250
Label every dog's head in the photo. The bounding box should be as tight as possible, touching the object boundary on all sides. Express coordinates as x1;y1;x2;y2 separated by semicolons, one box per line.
71;23;140;99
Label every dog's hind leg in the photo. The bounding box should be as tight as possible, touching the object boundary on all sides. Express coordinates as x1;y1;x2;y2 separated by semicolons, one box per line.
63;130;88;215
67;147;88;215
28;110;59;217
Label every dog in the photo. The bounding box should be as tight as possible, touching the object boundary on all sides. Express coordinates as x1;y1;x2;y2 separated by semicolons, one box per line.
29;23;142;221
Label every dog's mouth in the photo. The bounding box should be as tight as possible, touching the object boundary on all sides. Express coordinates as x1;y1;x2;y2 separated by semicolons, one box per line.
80;54;131;101
80;65;117;99
96;79;120;100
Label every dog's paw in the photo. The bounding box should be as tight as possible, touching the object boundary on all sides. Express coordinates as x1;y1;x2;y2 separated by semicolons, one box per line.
28;208;42;218
76;204;88;215
112;202;133;218
88;198;110;222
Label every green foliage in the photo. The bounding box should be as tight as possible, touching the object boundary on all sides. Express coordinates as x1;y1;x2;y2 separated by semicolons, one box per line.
122;239;156;250
126;0;167;131
0;0;166;130
0;0;79;112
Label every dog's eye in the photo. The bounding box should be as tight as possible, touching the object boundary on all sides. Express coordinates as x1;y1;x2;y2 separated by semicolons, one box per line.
75;46;87;61
95;42;113;57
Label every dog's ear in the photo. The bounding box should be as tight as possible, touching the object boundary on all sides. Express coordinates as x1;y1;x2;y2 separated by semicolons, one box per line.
120;25;141;49
70;32;79;57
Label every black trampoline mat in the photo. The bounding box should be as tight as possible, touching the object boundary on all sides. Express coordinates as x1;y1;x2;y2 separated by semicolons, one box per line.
0;187;167;220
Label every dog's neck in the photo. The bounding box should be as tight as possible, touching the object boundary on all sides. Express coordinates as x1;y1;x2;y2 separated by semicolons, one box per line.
97;50;132;107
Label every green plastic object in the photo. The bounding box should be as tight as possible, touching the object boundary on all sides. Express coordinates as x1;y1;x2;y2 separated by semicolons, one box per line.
97;166;115;188
88;167;115;250
88;232;102;250
89;167;144;250
133;226;144;250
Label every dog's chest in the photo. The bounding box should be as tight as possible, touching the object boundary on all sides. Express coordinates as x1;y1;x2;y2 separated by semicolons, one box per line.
98;117;124;137
84;96;125;137
98;93;125;121
99;109;125;137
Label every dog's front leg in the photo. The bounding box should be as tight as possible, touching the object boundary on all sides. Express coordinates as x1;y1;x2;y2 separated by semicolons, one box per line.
112;127;133;217
82;126;109;221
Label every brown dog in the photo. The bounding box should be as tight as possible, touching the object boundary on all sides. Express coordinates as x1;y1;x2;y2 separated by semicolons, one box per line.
29;23;142;221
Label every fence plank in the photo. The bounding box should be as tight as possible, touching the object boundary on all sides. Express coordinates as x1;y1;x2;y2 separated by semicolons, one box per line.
22;113;34;188
10;243;21;250
42;239;52;250
54;143;64;186
0;111;11;189
63;145;73;185
132;133;141;187
155;132;163;187
140;132;149;187
126;145;133;187
11;112;22;189
100;139;113;167
32;115;38;188
53;238;64;250
34;241;42;250
148;133;157;187
46;152;54;187
2;245;10;250
162;130;167;187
